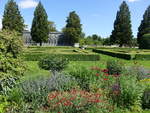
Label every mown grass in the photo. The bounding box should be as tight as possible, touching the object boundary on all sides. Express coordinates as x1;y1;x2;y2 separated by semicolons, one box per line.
23;46;150;79
23;53;150;80
22;61;50;80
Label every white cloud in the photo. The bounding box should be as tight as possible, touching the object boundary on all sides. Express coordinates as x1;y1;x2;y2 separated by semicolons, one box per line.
19;0;38;9
128;0;139;2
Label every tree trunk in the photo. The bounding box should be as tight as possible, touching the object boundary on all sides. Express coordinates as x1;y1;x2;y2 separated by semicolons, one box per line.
119;44;123;47
40;42;42;46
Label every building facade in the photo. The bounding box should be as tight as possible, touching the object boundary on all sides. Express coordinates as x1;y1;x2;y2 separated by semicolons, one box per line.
23;30;65;46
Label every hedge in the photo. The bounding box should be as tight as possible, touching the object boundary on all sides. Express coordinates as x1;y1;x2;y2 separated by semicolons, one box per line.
23;53;100;61
93;49;132;60
135;54;150;60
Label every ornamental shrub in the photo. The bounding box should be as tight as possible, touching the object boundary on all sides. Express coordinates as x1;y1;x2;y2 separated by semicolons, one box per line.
107;60;124;75
38;55;69;74
0;30;25;95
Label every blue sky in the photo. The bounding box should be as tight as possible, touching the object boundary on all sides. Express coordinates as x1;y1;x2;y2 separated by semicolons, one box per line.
0;0;150;37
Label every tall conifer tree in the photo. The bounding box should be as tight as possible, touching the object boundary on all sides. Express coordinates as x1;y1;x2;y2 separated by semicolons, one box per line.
63;11;82;45
137;6;150;49
31;2;49;46
2;0;24;33
110;1;133;47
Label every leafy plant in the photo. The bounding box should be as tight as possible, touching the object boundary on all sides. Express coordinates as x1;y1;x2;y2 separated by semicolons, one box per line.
0;77;18;95
110;74;144;110
126;66;149;80
38;55;69;74
47;89;110;113
19;73;78;109
107;60;124;75
140;80;150;109
0;30;25;96
0;95;9;113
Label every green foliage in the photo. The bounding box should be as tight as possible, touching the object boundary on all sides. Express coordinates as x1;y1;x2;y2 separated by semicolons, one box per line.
18;73;78;109
0;95;9;113
102;37;111;46
82;35;102;46
131;38;138;47
2;0;24;33
31;2;49;46
48;21;57;32
140;80;150;109
109;74;144;111
23;53;100;61
0;30;23;58
138;6;150;48
139;34;150;49
67;66;96;91
110;1;133;47
127;66;149;80
135;54;150;60
93;49;132;60
63;11;82;45
47;89;109;113
107;60;124;75
119;75;144;109
0;30;24;76
0;30;25;95
38;55;69;72
0;77;18;95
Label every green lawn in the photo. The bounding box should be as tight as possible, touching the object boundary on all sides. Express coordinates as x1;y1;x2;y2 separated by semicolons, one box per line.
22;61;50;80
23;53;150;80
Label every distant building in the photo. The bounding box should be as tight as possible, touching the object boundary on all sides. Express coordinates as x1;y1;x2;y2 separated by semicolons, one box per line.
23;30;65;46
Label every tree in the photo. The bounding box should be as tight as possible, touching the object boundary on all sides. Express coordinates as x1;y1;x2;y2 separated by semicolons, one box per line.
91;34;101;41
2;0;24;33
102;37;111;46
31;2;49;46
137;6;150;49
110;1;133;47
139;34;150;49
63;11;82;45
48;21;57;32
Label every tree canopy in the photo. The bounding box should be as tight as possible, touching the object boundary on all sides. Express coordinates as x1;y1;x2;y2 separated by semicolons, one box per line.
2;0;24;33
110;1;133;47
63;11;82;45
31;2;49;46
137;6;150;49
48;21;57;32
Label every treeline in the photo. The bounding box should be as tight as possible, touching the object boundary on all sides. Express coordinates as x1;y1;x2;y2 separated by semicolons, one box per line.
1;0;150;49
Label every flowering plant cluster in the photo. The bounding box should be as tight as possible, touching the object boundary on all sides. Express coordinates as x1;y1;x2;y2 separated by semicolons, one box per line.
46;89;114;112
90;66;120;91
90;66;123;105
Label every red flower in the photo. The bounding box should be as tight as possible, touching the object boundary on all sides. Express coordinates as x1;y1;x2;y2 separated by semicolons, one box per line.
101;69;109;73
103;78;108;81
104;73;109;76
96;73;100;76
63;101;72;106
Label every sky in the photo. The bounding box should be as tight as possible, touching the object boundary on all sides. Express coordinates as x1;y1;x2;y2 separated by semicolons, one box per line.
0;0;150;37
